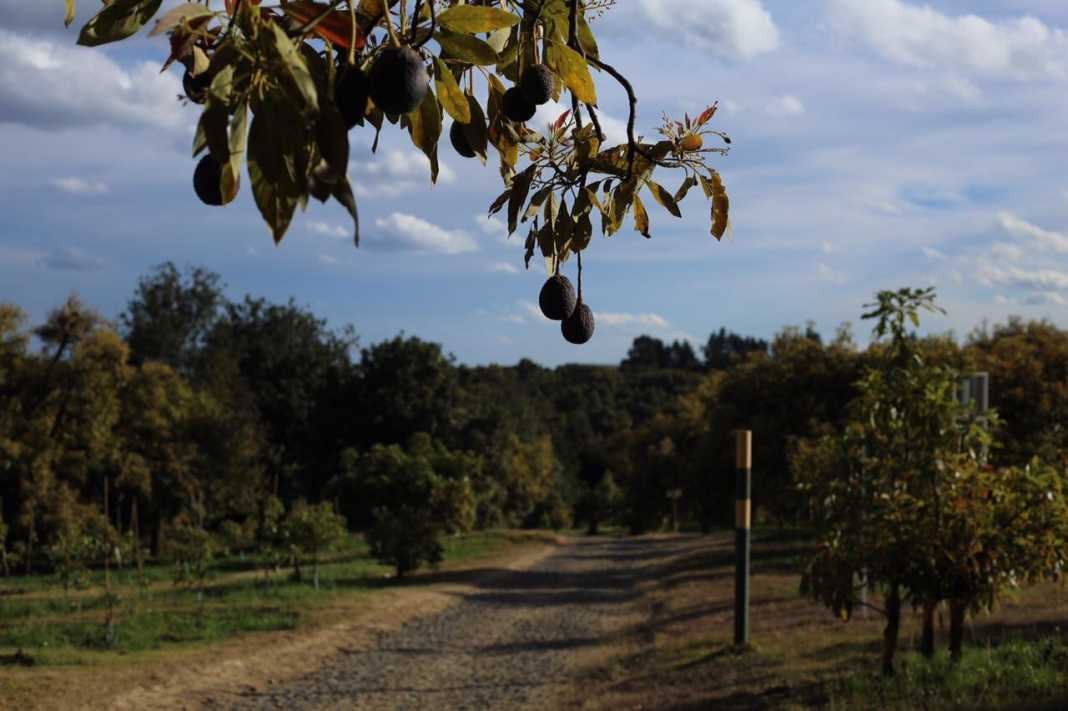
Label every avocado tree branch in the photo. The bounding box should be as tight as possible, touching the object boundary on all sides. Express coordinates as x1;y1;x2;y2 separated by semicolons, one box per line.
585;55;638;181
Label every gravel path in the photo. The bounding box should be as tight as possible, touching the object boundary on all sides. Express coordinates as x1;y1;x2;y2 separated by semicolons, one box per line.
221;537;678;711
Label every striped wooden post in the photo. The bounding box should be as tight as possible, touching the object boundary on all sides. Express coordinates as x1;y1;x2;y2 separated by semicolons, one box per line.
734;430;752;646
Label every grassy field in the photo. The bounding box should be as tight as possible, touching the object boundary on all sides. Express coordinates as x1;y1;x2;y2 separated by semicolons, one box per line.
0;530;554;666
574;529;1068;711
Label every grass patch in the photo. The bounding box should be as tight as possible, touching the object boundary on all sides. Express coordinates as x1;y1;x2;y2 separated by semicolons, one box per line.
0;529;549;666
830;636;1068;710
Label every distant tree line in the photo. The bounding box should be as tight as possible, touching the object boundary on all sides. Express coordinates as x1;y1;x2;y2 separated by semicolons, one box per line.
2;264;1067;579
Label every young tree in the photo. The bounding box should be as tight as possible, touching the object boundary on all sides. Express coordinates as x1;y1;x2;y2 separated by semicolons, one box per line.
166;519;217;628
59;0;732;346
283;500;347;589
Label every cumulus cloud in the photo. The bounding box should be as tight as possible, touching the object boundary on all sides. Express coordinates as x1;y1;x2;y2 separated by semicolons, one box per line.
765;95;804;116
921;246;946;260
39;247;104;271
977;263;1068;291
308;221;347;239
0;29;190;132
371;212;477;254
51;177;108;195
829;0;1068;82
475;214;507;237
639;0;780;60
530;100;628;146
997;211;1068;252
487;261;518;274
598;312;672;329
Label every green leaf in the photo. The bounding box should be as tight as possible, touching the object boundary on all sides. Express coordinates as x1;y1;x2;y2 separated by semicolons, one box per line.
433;58;470;124
546;41;596;105
435;30;500;66
247;101;305;243
148;2;212;37
633;192;651;238
222;101;248;205
407;89;442;183
78;0;163;47
64;0;76;28
507;166;535;235
646;180;682;218
436;6;520;34
266;22;318;109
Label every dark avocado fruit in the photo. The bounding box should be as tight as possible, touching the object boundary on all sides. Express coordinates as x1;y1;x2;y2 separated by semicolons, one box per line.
369;46;429;115
336;66;370;128
539;275;577;321
503;86;536;123
193;155;224;206
561;300;595;344
519;64;554;105
450;120;476;158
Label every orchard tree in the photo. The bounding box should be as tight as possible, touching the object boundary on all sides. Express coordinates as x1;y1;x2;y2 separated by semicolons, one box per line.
61;0;732;346
283;499;347;589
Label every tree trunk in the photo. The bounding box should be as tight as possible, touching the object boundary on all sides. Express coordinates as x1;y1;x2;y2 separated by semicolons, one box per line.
921;598;937;658
949;598;966;661
882;584;902;676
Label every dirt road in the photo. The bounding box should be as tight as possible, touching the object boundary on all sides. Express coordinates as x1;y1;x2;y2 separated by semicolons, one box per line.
219;536;689;710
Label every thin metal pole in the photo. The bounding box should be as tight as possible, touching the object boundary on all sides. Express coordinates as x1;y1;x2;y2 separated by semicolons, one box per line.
734;430;752;647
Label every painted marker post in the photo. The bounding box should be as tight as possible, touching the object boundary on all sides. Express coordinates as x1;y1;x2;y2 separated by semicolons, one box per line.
734;430;752;647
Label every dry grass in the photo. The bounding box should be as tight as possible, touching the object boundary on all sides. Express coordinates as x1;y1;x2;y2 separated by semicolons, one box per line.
564;530;1068;711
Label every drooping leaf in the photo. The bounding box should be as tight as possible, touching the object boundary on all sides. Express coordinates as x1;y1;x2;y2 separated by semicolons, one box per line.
674;176;698;204
433;58;470;124
407;89;442;183
332;177;360;247
646;180;682;218
632;192;651;238
437;5;520;34
507;166;535;235
78;0;164;47
149;2;212;37
546;41;596;105
221;101;248;205
64;0;77;27
247;101;305;243
704;171;730;239
266;22;318;109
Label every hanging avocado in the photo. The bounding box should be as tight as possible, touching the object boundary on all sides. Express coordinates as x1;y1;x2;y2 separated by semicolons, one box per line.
369;46;430;115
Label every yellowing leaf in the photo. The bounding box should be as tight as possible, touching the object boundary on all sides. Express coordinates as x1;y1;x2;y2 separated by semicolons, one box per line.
547;41;596;105
149;2;212;37
708;171;730;239
646;180;682;218
433;58;470;124
633;192;651;238
64;0;76;27
434;30;500;66
437;5;520;34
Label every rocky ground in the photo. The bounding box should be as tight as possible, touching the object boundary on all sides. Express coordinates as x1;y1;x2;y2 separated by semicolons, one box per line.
218;536;685;710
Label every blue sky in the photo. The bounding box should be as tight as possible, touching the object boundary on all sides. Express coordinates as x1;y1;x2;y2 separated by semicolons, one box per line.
2;0;1067;365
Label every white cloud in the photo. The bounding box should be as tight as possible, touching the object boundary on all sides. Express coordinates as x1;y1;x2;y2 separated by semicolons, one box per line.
817;263;847;284
39;247;104;271
318;254;340;266
996;211;1068;252
0;29;190;132
51;177;108;195
371;212;477;254
977;263;1068;291
475;214;507;237
765;94;804;116
362;148;456;182
308;221;347;239
821;241;834;254
921;246;946;260
829;0;1068;82
1025;291;1066;306
598;312;671;329
639;0;780;61
487;261;518;274
990;242;1024;261
530;100;628;147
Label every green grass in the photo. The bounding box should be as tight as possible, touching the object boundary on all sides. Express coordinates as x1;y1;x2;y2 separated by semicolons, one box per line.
829;636;1068;710
0;529;544;666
